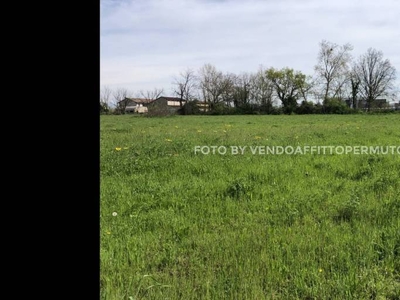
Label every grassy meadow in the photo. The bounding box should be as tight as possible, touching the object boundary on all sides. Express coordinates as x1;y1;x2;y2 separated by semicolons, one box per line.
100;114;400;299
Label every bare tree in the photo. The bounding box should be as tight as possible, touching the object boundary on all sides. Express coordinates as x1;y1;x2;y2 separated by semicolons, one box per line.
353;48;397;111
314;40;353;102
231;72;252;108
100;86;113;113
250;66;274;112
348;66;361;109
220;73;236;107
173;68;197;108
198;63;226;106
113;88;131;114
140;88;164;102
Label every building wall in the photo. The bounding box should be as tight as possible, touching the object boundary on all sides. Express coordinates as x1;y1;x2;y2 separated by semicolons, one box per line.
149;98;183;114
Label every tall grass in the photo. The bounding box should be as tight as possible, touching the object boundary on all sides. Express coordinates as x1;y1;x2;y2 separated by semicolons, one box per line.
100;115;400;299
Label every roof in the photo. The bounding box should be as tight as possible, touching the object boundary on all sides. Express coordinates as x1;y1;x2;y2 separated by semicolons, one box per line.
119;97;152;104
155;96;186;102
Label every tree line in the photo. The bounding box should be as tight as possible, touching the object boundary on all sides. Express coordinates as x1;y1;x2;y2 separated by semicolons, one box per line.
100;40;398;115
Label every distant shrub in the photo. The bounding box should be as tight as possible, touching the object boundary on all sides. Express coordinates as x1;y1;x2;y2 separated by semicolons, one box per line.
259;102;274;114
296;101;316;114
209;102;235;115
146;106;175;117
230;103;258;115
180;101;202;115
270;106;284;115
100;102;110;114
323;98;352;114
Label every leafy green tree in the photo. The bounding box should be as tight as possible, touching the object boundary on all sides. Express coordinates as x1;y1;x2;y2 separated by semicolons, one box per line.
265;67;307;114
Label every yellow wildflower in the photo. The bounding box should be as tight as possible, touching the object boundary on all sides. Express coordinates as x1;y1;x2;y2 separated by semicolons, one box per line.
115;147;122;151
165;139;172;142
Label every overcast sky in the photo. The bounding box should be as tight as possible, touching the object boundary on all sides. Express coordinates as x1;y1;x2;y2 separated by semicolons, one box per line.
100;0;400;99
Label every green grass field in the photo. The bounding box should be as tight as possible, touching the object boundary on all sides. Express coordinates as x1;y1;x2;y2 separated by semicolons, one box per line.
100;114;400;299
